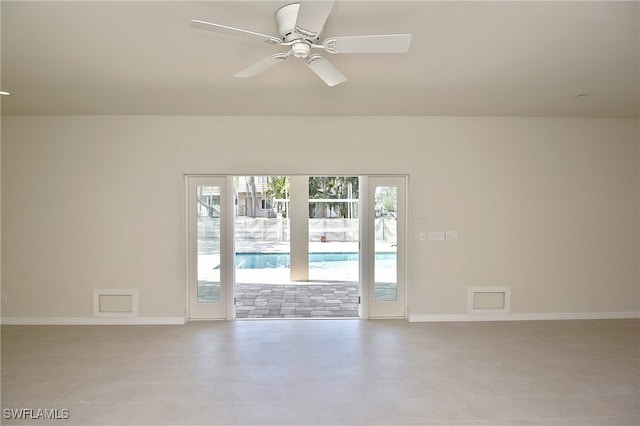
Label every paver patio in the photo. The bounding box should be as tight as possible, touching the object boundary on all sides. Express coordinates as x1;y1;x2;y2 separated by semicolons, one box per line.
235;282;360;318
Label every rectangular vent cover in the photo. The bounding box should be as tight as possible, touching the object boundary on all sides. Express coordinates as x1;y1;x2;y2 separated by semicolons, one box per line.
468;287;510;314
93;289;138;317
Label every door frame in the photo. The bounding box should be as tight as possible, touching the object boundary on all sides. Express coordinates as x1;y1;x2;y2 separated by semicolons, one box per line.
362;175;408;318
185;174;408;320
185;175;235;320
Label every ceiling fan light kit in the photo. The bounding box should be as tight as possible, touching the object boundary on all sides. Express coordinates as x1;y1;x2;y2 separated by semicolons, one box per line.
291;42;311;59
190;1;412;87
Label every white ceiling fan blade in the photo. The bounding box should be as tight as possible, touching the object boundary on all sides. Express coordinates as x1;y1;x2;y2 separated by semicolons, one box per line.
190;20;281;44
324;34;412;54
295;1;335;38
305;55;346;87
234;53;289;78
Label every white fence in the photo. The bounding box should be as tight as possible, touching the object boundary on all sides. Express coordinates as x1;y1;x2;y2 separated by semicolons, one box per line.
198;217;397;243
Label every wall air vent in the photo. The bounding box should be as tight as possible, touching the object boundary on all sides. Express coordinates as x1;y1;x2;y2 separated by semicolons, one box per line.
468;287;511;314
93;289;138;317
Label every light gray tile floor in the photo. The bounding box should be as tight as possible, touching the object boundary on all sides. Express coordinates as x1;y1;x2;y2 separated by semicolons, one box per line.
1;319;638;425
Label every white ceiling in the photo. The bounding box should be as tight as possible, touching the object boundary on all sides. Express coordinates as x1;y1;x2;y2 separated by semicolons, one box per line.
1;1;638;117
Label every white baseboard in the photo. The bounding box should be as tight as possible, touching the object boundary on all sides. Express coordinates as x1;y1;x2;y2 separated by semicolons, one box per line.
0;317;186;325
409;311;640;322
2;313;638;325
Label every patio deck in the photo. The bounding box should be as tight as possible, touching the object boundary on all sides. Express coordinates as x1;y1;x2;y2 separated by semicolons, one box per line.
235;282;360;319
195;280;397;319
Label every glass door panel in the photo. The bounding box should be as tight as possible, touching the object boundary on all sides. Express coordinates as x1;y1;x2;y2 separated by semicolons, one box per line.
367;176;406;318
196;185;221;303
374;185;398;301
187;176;230;319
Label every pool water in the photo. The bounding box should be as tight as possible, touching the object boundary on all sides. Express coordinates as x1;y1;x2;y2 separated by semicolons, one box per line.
234;252;396;269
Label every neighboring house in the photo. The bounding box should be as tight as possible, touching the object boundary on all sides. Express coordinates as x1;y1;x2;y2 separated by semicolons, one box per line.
235;176;275;218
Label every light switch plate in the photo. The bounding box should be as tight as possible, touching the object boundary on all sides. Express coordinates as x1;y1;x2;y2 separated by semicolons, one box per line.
429;232;446;241
445;231;458;240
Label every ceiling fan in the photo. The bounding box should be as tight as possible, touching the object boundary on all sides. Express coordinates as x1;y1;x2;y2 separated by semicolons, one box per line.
190;1;412;87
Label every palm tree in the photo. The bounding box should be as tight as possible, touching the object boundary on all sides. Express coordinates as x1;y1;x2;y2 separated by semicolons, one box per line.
266;176;290;217
309;176;333;218
246;176;258;218
308;176;359;218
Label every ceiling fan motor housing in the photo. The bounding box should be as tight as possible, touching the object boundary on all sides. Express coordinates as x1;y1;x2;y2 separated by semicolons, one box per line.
276;3;317;43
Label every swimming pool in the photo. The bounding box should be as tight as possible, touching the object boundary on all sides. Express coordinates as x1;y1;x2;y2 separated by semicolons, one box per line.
234;252;396;269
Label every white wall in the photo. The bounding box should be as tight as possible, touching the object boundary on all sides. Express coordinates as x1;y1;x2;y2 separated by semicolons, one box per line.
1;116;638;321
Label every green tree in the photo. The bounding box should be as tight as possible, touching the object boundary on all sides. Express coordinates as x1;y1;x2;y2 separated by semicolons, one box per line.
374;186;397;217
308;176;359;218
266;176;290;217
